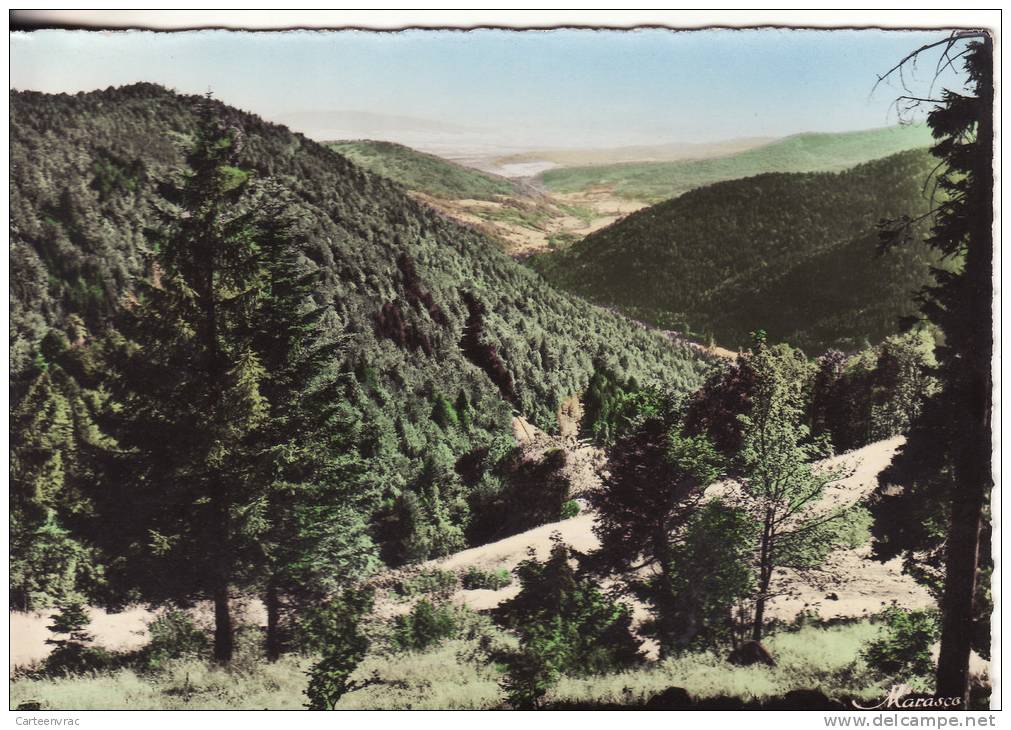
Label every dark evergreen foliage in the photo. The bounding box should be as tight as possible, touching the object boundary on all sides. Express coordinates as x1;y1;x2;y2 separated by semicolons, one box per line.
578;362;671;445
93;103;278;663
303;588;374;710
588;412;728;655
862;607;940;680
392;599;460;651
810;331;938;452
868;34;994;701
9;84;711;607
10;320;111;611
41;597;112;676
466;447;570;546
495;537;643;681
683;357;758;459
531;149;944;353
684;330;937;461
659;501;757;651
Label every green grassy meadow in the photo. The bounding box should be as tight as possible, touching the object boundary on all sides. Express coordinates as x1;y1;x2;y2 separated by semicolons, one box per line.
540;126;933;201
11;619;892;711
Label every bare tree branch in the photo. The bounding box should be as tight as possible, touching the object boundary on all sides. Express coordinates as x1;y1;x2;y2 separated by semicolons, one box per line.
873;30;987;96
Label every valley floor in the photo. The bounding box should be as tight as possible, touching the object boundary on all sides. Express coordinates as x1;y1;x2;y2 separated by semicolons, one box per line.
410;186;646;258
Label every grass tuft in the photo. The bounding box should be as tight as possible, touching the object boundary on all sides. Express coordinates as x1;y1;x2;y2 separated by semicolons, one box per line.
10;620;886;710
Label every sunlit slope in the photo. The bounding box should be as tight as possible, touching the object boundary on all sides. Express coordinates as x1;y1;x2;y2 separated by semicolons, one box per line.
329;139;520;201
541;125;934;202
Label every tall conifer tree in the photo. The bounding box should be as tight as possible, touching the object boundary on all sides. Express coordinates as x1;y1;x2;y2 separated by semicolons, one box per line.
102;99;268;663
871;33;993;702
250;189;379;660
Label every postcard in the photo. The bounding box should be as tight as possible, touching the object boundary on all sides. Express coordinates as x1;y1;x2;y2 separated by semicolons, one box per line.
8;10;999;719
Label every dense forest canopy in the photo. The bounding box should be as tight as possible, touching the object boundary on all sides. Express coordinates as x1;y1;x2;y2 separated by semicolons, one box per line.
10;84;710;413
9;84;712;610
531;149;945;353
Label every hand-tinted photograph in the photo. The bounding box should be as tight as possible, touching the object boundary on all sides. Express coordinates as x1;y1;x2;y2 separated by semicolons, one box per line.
9;11;997;713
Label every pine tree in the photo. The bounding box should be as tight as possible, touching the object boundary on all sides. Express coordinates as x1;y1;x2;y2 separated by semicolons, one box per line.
11;369;76;610
100;100;269;663
249;189;379;660
871;33;993;702
10;331;111;611
42;596;104;675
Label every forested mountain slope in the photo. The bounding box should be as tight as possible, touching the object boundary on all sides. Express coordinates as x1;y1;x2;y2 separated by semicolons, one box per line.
9;84;711;574
540;125;933;202
328;140;520;201
531;148;943;354
327;139;638;258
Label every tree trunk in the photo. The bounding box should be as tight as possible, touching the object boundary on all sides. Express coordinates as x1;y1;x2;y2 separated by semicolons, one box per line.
213;583;233;664
752;509;774;641
654;529;678;658
935;35;993;705
265;579;282;662
751;571;770;642
934;479;983;704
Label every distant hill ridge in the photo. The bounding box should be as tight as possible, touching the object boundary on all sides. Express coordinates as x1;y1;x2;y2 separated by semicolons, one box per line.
492;136;778;169
530;147;944;354
540;125;934;202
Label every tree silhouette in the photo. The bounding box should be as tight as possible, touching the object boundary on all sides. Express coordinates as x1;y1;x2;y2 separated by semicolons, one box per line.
872;31;993;704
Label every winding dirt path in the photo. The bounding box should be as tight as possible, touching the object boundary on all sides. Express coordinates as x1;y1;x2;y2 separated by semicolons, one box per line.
11;438;929;672
416;436;931;623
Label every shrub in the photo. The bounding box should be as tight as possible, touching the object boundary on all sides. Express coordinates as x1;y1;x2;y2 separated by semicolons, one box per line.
495;536;643;678
230;625;270;677
430;393;460;429
42;644;114;677
862;607;939;679
560;500;581;519
139;610;209;671
393;600;460;652
501;645;559;709
460;567;512;591
304;588;374;710
393;568;459;598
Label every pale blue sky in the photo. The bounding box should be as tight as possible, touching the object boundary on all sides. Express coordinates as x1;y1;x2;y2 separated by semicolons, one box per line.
10;28;960;150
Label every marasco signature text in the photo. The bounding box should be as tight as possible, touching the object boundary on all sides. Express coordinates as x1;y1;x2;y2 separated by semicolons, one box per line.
853;684;963;710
